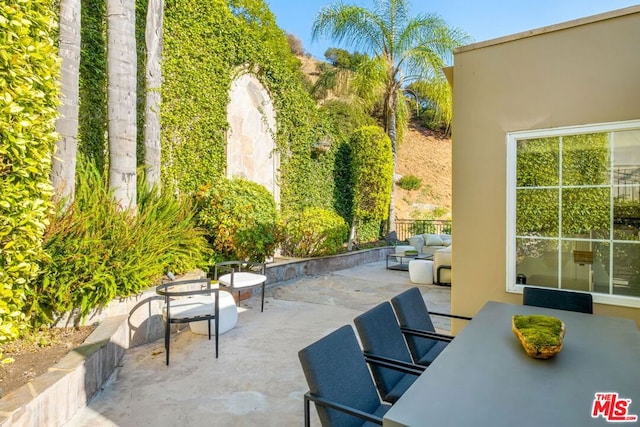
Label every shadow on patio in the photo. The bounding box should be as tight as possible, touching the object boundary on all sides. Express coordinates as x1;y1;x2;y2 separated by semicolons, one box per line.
65;260;452;426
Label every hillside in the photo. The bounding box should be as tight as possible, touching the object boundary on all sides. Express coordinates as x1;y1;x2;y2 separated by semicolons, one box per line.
298;55;452;220
395;123;451;220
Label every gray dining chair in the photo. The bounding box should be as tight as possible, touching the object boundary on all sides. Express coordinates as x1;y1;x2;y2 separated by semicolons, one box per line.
522;286;593;314
354;302;424;404
390;287;472;365
298;325;391;427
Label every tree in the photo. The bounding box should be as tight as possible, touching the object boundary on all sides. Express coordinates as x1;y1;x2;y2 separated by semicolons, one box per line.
107;0;137;210
324;47;366;71
348;126;393;250
312;0;468;231
52;0;81;205
286;33;304;56
407;78;453;134
144;0;164;192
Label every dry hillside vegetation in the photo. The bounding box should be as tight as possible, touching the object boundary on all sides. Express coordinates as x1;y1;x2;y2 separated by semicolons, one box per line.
395;123;451;220
299;55;452;220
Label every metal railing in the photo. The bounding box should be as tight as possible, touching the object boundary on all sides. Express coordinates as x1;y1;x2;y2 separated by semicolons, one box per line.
395;219;452;242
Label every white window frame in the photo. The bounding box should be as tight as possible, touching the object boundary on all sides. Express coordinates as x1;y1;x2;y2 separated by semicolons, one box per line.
506;119;640;308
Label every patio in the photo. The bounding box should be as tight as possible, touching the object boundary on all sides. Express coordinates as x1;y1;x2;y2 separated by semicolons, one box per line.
64;260;452;426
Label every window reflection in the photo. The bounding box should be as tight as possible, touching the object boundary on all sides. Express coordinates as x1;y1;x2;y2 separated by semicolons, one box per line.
513;126;640;299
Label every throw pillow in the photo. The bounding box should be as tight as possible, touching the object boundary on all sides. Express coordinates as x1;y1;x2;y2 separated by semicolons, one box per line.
424;233;444;246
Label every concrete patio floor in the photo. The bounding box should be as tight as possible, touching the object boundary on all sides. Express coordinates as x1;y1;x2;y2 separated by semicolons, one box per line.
65;260;452;427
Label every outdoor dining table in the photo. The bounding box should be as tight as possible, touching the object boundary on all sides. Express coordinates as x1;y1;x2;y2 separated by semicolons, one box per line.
383;301;640;426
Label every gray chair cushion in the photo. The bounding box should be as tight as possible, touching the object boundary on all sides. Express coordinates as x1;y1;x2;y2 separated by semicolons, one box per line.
354;302;418;403
383;373;418;404
416;340;448;366
391;287;442;360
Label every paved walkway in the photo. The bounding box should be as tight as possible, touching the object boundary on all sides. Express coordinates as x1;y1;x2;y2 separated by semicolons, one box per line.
65;260;451;427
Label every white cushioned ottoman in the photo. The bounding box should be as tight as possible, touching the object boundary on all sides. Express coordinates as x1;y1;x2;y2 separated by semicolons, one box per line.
187;290;238;335
409;260;434;285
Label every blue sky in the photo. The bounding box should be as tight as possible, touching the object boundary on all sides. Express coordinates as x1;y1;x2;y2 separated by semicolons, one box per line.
265;0;639;60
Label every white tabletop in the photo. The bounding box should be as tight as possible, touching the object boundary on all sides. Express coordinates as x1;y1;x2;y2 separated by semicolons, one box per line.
384;301;640;427
217;272;266;289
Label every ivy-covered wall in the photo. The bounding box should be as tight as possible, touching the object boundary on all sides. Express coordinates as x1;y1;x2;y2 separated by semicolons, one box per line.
0;0;59;342
162;0;338;213
76;0;346;217
78;0;107;170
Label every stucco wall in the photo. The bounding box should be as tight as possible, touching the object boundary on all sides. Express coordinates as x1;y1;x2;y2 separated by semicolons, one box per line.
451;6;640;326
227;73;280;203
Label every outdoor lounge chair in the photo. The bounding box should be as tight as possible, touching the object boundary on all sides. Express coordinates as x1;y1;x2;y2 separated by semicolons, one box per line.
298;325;391;427
213;261;267;312
354;302;425;404
156;278;220;365
522;286;593;314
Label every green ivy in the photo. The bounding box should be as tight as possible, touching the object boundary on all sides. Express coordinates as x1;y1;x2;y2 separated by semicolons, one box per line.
161;0;343;215
135;0;148;166
0;0;59;344
78;0;107;170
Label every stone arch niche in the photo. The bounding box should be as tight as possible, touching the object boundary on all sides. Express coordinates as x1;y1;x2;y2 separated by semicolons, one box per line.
226;73;279;204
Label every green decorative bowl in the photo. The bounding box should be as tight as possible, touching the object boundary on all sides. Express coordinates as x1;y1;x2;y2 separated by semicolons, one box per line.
404;250;419;256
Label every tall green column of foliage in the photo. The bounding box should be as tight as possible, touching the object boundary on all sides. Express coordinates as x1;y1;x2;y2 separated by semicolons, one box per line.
0;0;59;345
349;126;393;242
78;0;107;170
320;100;376;226
161;0;337;215
135;0;148;166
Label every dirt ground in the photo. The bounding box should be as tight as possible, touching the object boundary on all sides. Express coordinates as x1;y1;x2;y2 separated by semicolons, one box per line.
0;326;95;397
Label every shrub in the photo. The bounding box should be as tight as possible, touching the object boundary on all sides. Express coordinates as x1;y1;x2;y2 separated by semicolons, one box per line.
356;218;384;243
397;175;422;191
0;0;59;346
347;126;392;248
28;159;210;326
195;178;278;263
350;126;393;221
280;208;349;257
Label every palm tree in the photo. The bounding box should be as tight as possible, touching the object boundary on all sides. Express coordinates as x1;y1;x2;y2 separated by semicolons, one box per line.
107;0;137;210
144;0;164;192
312;0;468;232
52;0;81;206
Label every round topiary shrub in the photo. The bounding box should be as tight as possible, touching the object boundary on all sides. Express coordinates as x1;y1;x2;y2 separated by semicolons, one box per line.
280;207;349;257
195;178;278;263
